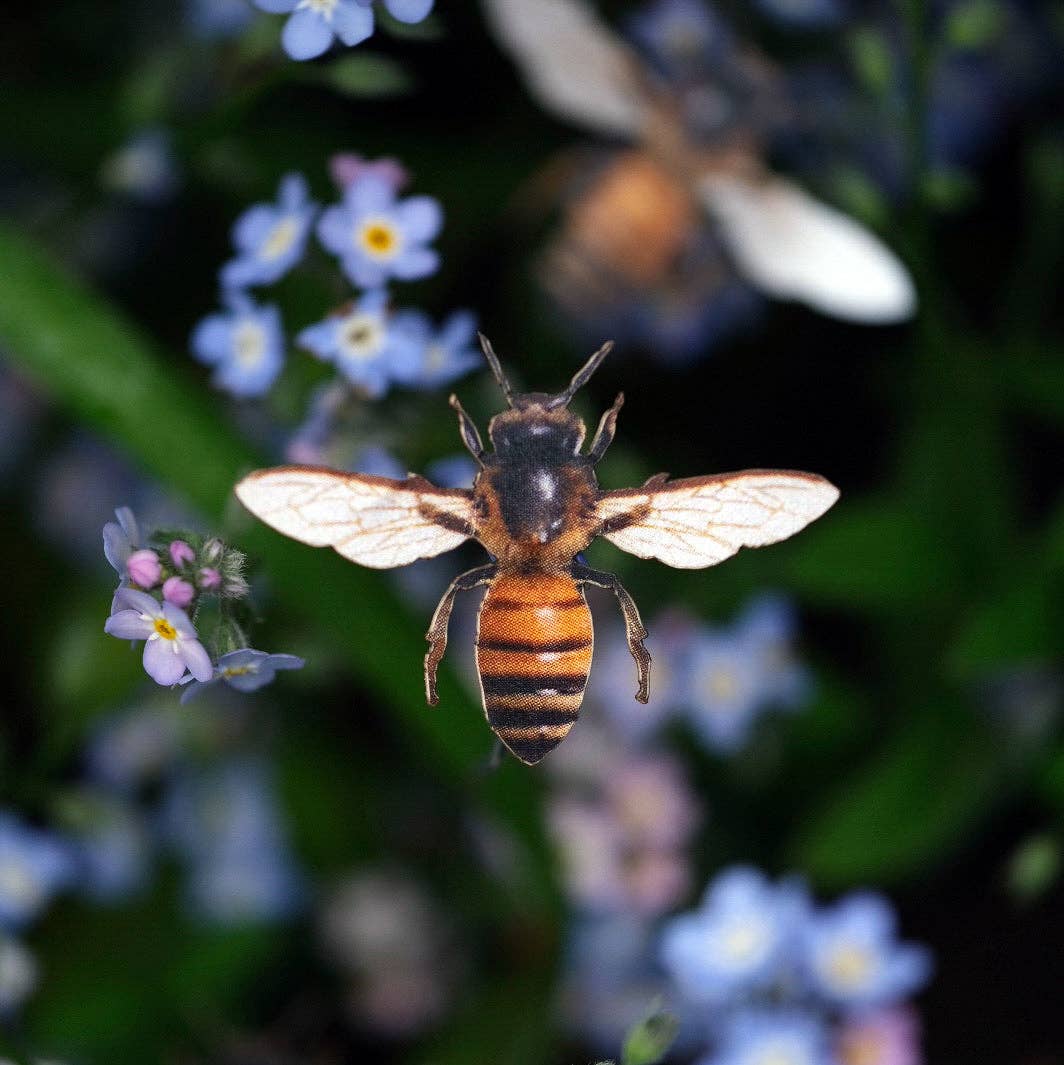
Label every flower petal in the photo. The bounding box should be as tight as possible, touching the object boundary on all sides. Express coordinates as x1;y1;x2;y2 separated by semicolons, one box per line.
180;638;215;683
296;318;340;359
384;0;433;22
391;246;439;281
104;610;154;640
113;587;163;616
333;1;375;45
231;204;277;254
191;314;233;365
102;522;130;573
253;0;298;11
395;195;442;241
281;8;334;60
144;638;189;686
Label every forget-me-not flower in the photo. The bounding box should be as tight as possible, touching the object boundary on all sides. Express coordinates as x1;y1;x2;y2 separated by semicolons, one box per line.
105;587;214;687
86;707;184;792
103;505;143;610
800;893;932;1010
317;175;442;288
180;648;305;703
186;0;256;38
0;935;38;1016
660;866;809;1002
191;290;286;398
73;800;153;904
220;173;316;288
388;310;482;390
297;289;421;396
627;0;735;76
0;814;76;931
752;0;845;30
836;1007;921;1065
704;1010;834;1065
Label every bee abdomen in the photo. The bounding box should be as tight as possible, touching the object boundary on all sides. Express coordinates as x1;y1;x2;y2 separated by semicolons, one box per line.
476;573;594;765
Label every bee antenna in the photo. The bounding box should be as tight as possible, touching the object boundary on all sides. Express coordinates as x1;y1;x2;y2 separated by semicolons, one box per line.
550;340;615;408
478;333;514;406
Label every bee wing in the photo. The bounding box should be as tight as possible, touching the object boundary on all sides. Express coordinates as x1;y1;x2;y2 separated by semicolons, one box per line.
699;172;917;324
481;0;651;138
235;466;475;570
596;470;839;569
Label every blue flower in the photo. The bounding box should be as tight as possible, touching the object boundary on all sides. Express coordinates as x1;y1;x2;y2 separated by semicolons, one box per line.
191;291;286;398
0;935;38;1016
800;893;932;1010
100;128;180;203
354;446;407;479
0;814;76;931
660;866;809;1003
627;0;735;77
220;173;316;288
72;800;153;904
703;1010;833;1065
424;454;478;489
738;595;811;708
317;175;442;288
297;290;421;397
752;0;845;30
186;0;256;38
179;648;305;703
389;310;482;390
85;707;184;793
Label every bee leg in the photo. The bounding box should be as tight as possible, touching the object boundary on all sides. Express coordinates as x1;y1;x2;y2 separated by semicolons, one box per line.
573;563;651;703
448;394;485;461
586;392;625;464
424;563;497;705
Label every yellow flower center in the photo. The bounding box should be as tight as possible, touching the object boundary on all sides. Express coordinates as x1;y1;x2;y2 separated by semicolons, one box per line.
153;617;178;641
261;216;300;260
825;943;875;990
358;218;401;259
719;918;769;964
222;665;256;678
233;320;267;367
839;1032;883;1065
700;664;740;707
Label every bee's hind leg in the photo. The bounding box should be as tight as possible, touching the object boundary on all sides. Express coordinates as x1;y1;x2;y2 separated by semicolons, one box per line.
424;563;497;705
573;563;651;703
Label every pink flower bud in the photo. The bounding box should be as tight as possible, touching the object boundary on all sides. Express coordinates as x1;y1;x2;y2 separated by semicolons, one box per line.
162;576;195;609
199;567;222;590
127;549;162;588
329;153;408;193
169;540;195;567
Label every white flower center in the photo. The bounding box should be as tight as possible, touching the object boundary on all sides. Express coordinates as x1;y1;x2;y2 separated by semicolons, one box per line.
823;941;876;991
233;320;268;368
698;660;743;708
357;217;403;260
715;915;772;968
424;342;447;373
297;0;339;19
0;858;44;913
748;1039;809;1065
338;312;386;362
261;215;301;261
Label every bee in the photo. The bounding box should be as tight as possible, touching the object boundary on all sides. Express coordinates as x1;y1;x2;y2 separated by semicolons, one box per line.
235;338;838;765
483;0;916;330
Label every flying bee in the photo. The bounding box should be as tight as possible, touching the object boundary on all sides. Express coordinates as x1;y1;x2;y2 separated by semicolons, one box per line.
235;338;838;765
483;0;916;338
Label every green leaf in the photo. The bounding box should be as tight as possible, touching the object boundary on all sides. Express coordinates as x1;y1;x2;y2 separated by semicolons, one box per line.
314;53;413;98
944;0;1005;49
0;221;556;913
789;703;1001;888
621;1003;680;1065
1006;834;1060;904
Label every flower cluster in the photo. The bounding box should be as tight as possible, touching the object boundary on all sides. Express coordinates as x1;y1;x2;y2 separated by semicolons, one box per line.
590;596;810;754
192;158;479;405
252;0;434;62
660;866;932;1065
102;506;303;692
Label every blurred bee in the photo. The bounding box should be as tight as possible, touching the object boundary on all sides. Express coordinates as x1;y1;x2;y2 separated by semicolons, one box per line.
235;338;838;765
483;0;916;348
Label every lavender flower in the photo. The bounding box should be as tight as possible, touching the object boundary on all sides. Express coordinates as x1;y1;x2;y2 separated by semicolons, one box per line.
179;648;305;703
388;310;482;389
105;587;214;686
191;290;286;398
704;1010;834;1065
0;814;76;930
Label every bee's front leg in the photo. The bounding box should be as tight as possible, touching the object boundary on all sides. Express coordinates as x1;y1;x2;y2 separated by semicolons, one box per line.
573;563;651;703
424;563;497;705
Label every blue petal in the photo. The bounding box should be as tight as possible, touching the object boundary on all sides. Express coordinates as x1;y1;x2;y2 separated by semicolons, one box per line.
333;0;375;44
395;195;442;242
191;314;233;365
440;309;477;349
383;0;433;22
344;174;394;215
253;0;298;11
340;253;389;288
315;203;353;256
278;172;309;209
220;255;269;288
297;318;341;359
232;204;277;253
391;246;439;281
281;8;335;59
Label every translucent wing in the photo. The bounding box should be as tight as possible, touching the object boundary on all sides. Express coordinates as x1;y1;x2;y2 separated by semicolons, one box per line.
481;0;651;137
699;173;916;324
235;466;474;569
596;470;839;569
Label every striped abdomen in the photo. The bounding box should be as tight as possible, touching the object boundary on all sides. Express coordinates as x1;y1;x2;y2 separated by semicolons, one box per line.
475;572;594;765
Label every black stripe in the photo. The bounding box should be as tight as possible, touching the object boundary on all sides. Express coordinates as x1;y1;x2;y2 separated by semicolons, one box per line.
477;636;592;654
499;735;562;765
481;674;587;698
487;707;579;729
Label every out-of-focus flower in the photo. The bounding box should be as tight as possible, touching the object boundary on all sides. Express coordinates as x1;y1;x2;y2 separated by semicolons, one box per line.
127;548;162;589
705;1010;833;1065
169;540;196;567
317;175;442;288
162;760;304;924
186;0;255;38
70;798;153;904
353;446;406;479
220;173;316;288
836;1007;922;1065
753;0;845;30
800;894;932;1011
660;866;809;1003
105;587;214;686
627;0;735;76
85;707;184;792
100;128;180;203
199;566;222;590
297;290;421;397
180;648;305;703
191;290;286;398
330;152;409;193
424;454;478;490
0;814;76;930
253;0;374;60
388;310;481;389
162;576;195;608
103;506;142;580
318;868;461;1037
0;936;38;1015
